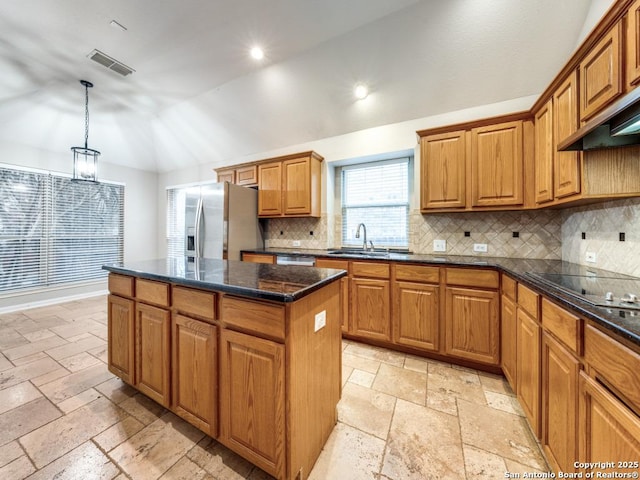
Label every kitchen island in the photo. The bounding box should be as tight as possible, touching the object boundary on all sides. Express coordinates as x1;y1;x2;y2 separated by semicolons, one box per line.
102;258;346;480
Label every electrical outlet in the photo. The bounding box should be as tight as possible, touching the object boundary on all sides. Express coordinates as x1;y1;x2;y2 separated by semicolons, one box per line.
473;243;488;253
292;240;301;247
314;310;326;332
586;251;597;263
433;239;446;252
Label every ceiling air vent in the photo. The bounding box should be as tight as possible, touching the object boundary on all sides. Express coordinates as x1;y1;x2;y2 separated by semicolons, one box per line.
87;49;135;77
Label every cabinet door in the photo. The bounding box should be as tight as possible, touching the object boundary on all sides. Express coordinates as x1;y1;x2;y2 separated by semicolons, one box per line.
107;294;135;384
219;329;285;479
471;121;524;207
351;278;391;341
172;314;217;437
236;165;258;186
420;130;467;209
501;294;517;391
282;156;311;215
580;22;622;122
628;0;640;88
258;161;282;216
517;308;541;438
217;169;235;184
579;373;640;470
542;333;580;474
444;287;499;365
534;99;554;204
135;303;171;407
553;71;581;199
393;281;439;352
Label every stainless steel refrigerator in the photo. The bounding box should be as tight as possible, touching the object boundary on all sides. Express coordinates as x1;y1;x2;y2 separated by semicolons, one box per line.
184;182;263;261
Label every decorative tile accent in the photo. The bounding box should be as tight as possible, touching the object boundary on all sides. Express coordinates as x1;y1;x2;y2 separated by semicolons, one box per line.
561;197;640;277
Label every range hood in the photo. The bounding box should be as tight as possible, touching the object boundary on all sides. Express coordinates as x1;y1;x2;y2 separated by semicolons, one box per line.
559;86;640;151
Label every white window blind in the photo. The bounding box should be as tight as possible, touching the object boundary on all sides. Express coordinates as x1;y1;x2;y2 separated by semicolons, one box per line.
341;158;409;248
0;166;124;294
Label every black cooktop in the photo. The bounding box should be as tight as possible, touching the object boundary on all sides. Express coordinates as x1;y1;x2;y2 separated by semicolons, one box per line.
528;272;640;311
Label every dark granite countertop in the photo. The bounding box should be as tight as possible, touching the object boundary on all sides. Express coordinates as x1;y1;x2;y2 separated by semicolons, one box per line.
102;257;346;303
243;248;640;346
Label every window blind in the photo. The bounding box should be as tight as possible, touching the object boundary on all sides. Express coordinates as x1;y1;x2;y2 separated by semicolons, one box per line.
341;158;409;248
0;165;124;294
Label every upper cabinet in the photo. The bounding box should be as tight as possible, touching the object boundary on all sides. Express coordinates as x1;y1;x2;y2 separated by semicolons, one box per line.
553;72;581;199
627;0;640;88
216;165;258;187
533;100;554;205
579;22;623;122
258;151;322;218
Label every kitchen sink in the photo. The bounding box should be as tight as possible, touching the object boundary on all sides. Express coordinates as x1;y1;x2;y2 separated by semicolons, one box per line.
325;249;402;258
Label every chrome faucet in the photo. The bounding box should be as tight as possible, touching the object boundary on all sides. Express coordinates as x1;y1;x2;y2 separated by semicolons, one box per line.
355;223;368;251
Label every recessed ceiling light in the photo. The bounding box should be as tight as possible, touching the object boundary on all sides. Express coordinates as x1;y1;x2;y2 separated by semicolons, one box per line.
109;20;127;32
354;84;369;100
250;47;264;60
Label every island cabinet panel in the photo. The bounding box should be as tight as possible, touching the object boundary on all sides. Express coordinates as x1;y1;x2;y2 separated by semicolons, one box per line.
171;314;217;437
553;71;581;199
501;292;517;391
221;295;285;341
534;98;554;204
172;286;216;321
542;332;580;474
350;278;391;342
393;281;439;352
107;294;135;384
444;287;500;365
470;120;524;207
580;22;622;122
420;130;467;210
258;161;283;216
315;258;350;333
135;303;171;407
219;328;285;479
517;308;541;438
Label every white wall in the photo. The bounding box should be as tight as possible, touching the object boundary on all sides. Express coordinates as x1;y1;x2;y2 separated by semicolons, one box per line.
0;140;158;311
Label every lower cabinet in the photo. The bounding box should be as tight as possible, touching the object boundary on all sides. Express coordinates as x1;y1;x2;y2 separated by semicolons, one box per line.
107;294;135;384
501;293;517;391
542;332;580;473
351;265;391;342
219;328;286;479
135;302;171;407
172;314;218;437
517;308;541;437
393;281;439;352
444;286;499;365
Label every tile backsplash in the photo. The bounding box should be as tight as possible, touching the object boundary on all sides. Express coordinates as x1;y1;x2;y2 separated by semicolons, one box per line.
264;215;332;250
561;197;640;277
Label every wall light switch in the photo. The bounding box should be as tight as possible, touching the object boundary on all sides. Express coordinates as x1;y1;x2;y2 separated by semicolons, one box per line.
292;240;301;247
433;239;446;252
586;251;597;263
473;243;488;253
314;310;326;332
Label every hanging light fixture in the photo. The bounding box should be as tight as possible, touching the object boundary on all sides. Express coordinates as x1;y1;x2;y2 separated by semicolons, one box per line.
71;80;100;182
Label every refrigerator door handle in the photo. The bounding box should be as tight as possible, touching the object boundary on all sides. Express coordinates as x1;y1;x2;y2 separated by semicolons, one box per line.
195;197;204;257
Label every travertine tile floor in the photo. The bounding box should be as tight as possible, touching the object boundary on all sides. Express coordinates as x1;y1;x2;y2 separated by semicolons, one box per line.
0;295;549;479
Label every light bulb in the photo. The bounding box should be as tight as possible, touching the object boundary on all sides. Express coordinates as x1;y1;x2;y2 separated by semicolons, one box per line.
250;47;264;60
354;84;369;100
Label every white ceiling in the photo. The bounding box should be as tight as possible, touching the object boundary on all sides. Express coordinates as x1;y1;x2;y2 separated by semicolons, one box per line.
0;0;609;172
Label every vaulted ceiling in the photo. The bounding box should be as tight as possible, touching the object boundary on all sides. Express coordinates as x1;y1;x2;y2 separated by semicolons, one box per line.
0;1;609;172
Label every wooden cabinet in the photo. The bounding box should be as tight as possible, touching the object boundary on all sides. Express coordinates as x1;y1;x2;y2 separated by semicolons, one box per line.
517;308;541;438
534;99;554;204
351;261;390;341
542;332;580;474
470;120;524;207
107;294;135;384
315;258;350;333
242;252;275;264
501;290;517;391
419;130;467;210
216;165;258;186
628;0;640;88
258;152;322;218
553;71;581;199
219;328;285;479
392;263;440;352
172;314;217;437
580;22;623;122
135;302;171;407
216;168;235;184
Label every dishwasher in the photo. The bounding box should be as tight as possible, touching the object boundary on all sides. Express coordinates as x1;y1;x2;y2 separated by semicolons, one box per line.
275;255;316;267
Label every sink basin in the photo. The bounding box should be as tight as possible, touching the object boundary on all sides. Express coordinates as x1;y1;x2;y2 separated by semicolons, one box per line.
326;250;391;258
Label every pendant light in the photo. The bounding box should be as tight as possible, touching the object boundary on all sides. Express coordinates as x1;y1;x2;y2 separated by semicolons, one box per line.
71;80;100;182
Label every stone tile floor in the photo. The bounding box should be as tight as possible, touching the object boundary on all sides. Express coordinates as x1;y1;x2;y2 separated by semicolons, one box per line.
0;295;549;479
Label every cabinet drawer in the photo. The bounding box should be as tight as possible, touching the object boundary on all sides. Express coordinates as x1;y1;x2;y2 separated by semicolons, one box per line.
502;275;517;301
109;274;134;298
394;264;439;283
585;324;640;412
445;268;499;289
221;295;285;341
352;261;390;279
315;258;349;272
136;278;170;307
542;298;582;355
518;284;539;320
173;286;216;321
242;253;275;264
